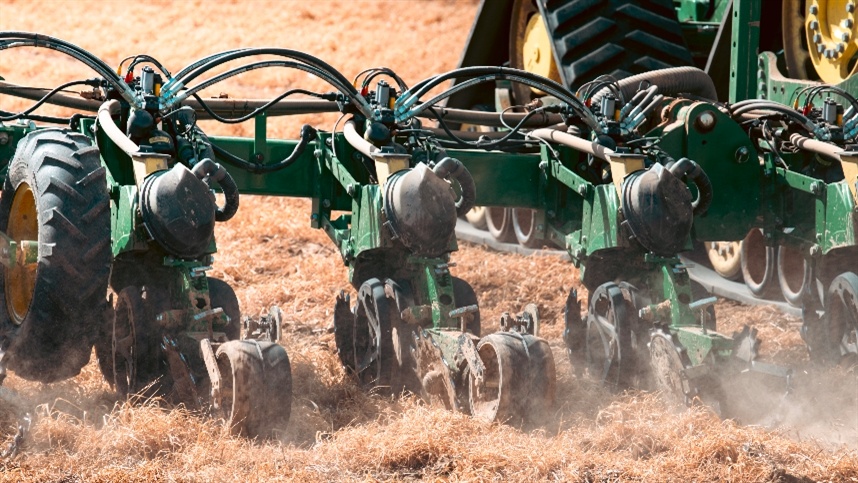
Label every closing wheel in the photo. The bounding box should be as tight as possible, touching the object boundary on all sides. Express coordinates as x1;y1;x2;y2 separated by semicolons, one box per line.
741;229;780;299
784;0;858;83
486;207;516;243
822;272;858;365
585;282;640;388
354;278;396;391
0;129;111;382
215;340;292;438
705;241;742;280
468;332;555;424
777;245;808;308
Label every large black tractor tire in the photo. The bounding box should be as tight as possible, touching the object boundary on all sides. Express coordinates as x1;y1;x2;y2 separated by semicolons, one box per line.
0;129;111;382
510;0;694;104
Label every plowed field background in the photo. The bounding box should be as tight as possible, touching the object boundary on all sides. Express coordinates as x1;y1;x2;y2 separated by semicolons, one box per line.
0;1;856;481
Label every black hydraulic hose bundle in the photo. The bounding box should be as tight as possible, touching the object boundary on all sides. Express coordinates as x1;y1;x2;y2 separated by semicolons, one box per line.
191;158;240;222
432;156;476;217
211;124;318;174
667;157;713;216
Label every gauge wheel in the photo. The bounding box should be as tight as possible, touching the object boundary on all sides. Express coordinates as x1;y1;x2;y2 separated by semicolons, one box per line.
0;129;111;382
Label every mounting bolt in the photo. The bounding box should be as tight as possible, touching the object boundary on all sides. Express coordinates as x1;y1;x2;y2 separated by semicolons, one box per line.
577;184;588;196
837;43;846;53
735;146;750;163
810;20;820;30
841;32;851;42
322;199;331;208
818;44;827;54
694;111;717;133
848;2;856;13
313;149;322;159
809;4;819;15
346;184;356;196
843;19;854;29
810;180;824;195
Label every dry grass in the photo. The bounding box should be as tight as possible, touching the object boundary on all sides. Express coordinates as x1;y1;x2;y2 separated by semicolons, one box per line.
0;1;857;481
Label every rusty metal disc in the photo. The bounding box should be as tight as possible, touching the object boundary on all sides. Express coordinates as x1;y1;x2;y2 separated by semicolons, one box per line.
648;330;695;408
824;271;858;365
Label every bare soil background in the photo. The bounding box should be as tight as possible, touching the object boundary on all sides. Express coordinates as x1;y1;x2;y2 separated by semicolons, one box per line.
0;1;856;481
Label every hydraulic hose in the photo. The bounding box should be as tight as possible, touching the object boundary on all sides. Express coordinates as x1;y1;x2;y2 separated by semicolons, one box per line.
668;157;713;216
191;158;240;222
97;100;140;156
432;157;476;217
211;124;317;174
789;133;844;163
343;120;378;158
732;102;817;133
529;128;615;161
590;67;718;107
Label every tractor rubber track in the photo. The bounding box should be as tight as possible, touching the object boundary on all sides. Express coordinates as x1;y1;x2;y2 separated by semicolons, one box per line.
537;0;695;90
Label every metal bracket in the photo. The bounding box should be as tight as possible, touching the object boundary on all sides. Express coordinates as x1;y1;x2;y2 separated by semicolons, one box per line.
457;334;484;388
200;338;221;409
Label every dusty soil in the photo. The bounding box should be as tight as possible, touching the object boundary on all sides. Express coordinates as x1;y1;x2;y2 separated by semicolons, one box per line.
0;1;856;481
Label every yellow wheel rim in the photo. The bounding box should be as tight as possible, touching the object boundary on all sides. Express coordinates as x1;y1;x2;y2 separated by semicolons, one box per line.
522;13;560;84
806;0;858;83
705;241;742;280
6;184;37;325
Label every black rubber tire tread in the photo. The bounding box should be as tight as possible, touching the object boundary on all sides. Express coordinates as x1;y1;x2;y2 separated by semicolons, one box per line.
452;277;481;337
469;333;517;423
208;277;241;341
538;0;694;91
216;339;292;438
0;128;110;382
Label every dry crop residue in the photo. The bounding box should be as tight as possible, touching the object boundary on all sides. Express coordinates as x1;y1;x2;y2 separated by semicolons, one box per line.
0;1;856;481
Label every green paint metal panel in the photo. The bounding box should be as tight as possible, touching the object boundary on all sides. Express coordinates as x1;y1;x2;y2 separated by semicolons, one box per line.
584;184;621;254
729;0;760;103
209;136;318;197
823;183;857;252
452;149;541;208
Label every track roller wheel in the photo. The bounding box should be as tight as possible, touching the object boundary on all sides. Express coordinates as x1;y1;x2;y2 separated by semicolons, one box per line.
705;241;742;280
741;229;779;299
0;129;111;382
354;278;397;392
784;0;858;83
486;207;516;243
214;339;292;438
464;207;488;230
512;208;550;249
777;245;809;308
468;332;555;425
822;272;858;365
585;282;642;388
